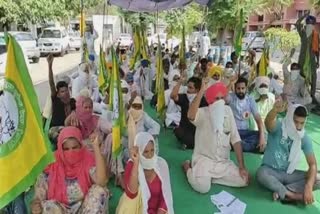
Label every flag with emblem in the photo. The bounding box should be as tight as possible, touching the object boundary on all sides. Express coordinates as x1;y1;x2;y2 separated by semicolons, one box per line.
0;34;54;209
109;47;126;157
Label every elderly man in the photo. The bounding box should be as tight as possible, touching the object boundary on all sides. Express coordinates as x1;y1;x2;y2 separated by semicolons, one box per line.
183;81;249;194
257;102;320;204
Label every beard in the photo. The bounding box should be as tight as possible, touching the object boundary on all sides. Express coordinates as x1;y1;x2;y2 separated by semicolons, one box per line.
236;93;245;100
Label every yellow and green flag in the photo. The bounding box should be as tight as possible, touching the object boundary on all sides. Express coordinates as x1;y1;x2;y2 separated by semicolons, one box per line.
179;25;186;65
129;27;141;70
109;47;126;157
156;36;166;123
234;8;244;57
80;10;86;38
98;46;109;92
0;34;54;209
258;48;269;76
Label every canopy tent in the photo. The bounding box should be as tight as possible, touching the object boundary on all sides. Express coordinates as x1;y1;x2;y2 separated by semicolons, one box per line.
109;0;211;12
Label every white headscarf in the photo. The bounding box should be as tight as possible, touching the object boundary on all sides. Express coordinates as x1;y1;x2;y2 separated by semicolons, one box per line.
208;99;225;145
134;132;174;214
282;104;306;174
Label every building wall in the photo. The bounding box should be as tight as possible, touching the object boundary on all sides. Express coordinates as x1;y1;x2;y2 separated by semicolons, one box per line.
247;0;314;31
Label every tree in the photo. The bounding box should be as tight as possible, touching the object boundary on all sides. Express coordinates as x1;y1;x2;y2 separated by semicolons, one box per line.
161;3;204;37
0;0;20;28
117;9;155;30
264;27;300;57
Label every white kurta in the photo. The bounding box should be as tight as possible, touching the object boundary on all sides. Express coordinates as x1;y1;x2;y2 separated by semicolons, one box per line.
186;106;247;193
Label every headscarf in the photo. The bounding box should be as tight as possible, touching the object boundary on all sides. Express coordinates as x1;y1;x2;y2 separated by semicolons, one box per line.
255;76;270;96
44;127;95;204
76;96;99;139
282;104;307;174
127;96;144;149
168;69;180;89
205;83;228;144
134;132;174;214
141;59;150;68
208;65;223;78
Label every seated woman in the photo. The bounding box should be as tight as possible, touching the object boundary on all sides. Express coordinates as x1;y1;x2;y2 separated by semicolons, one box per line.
31;127;108;214
116;132;174;214
123;96;160;162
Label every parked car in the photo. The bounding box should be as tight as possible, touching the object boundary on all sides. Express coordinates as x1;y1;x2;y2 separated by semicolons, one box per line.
0;34;30;76
69;31;81;51
9;31;40;63
116;33;133;47
38;27;70;56
242;31;265;51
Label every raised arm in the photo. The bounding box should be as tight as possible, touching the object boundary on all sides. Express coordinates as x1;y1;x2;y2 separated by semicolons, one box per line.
170;78;183;102
265;99;287;132
92;136;108;186
187;79;206;121
47;54;57;97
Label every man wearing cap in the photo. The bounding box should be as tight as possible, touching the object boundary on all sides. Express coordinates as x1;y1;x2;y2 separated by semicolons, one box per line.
183;81;249;194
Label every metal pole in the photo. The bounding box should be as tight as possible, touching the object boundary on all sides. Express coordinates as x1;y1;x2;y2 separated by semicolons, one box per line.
102;0;107;49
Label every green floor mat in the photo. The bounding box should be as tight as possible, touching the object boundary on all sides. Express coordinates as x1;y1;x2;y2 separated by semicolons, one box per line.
22;103;320;214
108;103;320;214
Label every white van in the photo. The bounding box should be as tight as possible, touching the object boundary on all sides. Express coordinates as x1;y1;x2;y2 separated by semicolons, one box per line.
242;31;265;51
10;31;40;63
38;27;70;56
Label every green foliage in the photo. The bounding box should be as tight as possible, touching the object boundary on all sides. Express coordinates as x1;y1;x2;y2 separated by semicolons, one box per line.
264;27;300;56
0;0;105;26
118;10;155;30
161;3;204;37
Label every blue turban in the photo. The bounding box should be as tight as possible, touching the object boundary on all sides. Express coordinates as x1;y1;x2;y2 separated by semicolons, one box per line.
126;72;134;82
89;54;95;62
306;16;316;25
141;59;150;67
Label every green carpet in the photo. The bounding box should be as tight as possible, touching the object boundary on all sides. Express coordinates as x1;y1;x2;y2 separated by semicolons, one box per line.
108;103;320;214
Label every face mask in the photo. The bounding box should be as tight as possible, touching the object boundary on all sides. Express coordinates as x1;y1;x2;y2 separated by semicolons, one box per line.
224;68;234;77
64;150;83;165
306;24;314;37
290;70;300;81
140;155;157;170
187;93;196;103
122;93;130;105
257;87;269;95
297;130;305;138
129;109;143;121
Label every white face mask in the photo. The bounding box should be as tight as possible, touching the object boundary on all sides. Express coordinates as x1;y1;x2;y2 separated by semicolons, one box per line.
224;68;234;77
187;93;196;103
140;155;157;170
257;87;269;95
306;24;314;37
290;70;300;81
297;130;305;138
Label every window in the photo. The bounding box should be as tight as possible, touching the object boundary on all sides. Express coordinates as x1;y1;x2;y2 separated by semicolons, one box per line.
297;10;310;18
258;15;264;22
14;33;34;41
41;30;61;39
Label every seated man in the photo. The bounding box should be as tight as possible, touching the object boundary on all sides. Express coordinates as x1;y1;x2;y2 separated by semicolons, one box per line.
256;102;320;204
47;55;77;148
282;59;312;105
249;76;275;131
228;77;266;153
183;82;249;194
171;77;207;149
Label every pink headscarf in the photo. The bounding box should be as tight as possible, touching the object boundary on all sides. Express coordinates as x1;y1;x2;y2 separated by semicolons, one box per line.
44;127;95;204
76;96;99;139
205;82;228;105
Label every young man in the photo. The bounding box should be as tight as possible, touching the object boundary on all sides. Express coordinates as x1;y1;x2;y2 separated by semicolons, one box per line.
171;77;207;149
183;81;249;194
228;77;266;153
256;102;320;204
47;55;78;148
